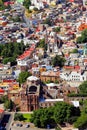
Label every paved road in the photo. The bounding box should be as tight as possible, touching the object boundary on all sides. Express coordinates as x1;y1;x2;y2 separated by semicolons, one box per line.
11;126;46;130
11;3;31;28
1;112;15;130
11;126;55;130
5;112;14;130
1;112;10;128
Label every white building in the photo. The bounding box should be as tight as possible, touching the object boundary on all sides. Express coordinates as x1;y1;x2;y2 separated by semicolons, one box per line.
83;0;87;6
30;0;44;10
60;71;87;82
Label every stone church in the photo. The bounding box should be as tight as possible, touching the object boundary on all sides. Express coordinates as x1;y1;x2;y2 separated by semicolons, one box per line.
20;76;40;111
45;31;63;56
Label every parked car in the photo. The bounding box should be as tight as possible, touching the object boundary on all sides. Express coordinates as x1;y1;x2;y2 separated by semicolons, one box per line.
19;124;23;127
25;124;30;128
16;124;20;127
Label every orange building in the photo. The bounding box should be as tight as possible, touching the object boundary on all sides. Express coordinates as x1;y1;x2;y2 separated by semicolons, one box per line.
78;23;87;31
40;71;60;82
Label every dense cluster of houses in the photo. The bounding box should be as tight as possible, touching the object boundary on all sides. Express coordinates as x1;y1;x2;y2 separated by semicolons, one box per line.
0;0;87;113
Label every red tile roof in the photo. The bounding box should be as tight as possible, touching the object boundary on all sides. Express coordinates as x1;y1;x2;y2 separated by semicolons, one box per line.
0;109;4;113
84;59;87;62
69;0;74;2
0;89;4;93
36;28;40;32
78;23;87;31
4;1;14;6
18;44;35;60
64;66;74;69
74;66;80;70
3;79;16;83
64;66;80;70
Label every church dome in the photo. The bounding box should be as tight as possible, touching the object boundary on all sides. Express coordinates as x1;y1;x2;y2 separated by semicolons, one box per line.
27;76;39;81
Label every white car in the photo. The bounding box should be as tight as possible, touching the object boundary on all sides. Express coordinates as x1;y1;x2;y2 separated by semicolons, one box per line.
25;124;30;128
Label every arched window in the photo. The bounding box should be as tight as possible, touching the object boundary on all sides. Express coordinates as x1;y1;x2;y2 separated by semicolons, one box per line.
30;105;34;111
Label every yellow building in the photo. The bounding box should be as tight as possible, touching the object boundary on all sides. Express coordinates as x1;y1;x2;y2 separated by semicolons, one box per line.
0;83;9;90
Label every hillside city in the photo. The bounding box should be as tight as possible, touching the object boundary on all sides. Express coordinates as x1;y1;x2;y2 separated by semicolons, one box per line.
1;0;87;130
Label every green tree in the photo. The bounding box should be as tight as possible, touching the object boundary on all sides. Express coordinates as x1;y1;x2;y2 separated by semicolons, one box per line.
1;48;8;58
76;29;87;43
37;38;47;50
23;0;31;9
80;100;87;114
79;81;87;94
0;44;4;56
54;102;80;125
30;107;55;128
74;114;87;129
81;29;87;43
54;27;61;33
28;9;32;13
76;36;82;43
2;57;17;65
0;95;8;103
0;1;6;10
0;42;25;65
30;102;80;128
71;49;78;53
4;99;14;110
18;71;31;84
12;16;22;22
55;80;59;84
14;113;25;121
54;102;71;124
74;100;87;129
33;7;38;11
52;55;66;67
45;80;51;84
43;18;51;26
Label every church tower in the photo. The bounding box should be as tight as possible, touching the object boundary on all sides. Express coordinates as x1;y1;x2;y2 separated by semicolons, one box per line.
47;32;59;55
20;76;40;111
53;32;59;53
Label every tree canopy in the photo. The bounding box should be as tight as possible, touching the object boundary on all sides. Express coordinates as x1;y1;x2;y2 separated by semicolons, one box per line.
0;95;14;111
30;107;55;128
52;55;66;67
74;114;87;129
23;0;31;9
0;95;7;103
0;0;11;10
4;99;14;111
71;49;78;53
30;102;80;128
54;27;61;33
74;100;87;129
37;38;47;50
18;71;31;84
54;102;80;124
43;18;52;26
79;81;87;94
9;16;23;22
0;42;25;65
14;113;25;121
77;29;87;43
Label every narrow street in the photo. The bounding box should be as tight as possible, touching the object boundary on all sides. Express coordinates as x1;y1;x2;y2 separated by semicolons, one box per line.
6;112;14;130
1;112;15;130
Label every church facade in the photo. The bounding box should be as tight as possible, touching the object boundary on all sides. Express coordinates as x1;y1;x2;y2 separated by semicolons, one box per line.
20;76;40;112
